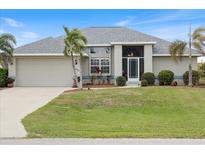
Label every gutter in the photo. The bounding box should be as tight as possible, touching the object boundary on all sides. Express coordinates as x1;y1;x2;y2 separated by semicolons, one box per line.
153;54;202;57
111;42;157;45
14;53;89;57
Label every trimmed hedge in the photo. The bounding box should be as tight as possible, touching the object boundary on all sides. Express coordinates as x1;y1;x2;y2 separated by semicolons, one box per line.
116;76;126;86
0;68;8;87
158;70;174;85
183;70;199;86
141;80;148;87
142;72;155;85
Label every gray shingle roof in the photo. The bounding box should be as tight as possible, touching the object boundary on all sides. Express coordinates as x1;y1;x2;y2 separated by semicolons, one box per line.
14;27;197;55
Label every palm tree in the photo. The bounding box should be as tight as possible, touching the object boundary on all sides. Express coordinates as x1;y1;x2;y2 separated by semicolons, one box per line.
0;33;16;69
63;26;87;88
169;25;205;86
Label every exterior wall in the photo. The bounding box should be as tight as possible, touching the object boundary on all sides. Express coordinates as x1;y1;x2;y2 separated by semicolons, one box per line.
144;44;153;72
153;56;198;85
113;45;122;85
82;47;115;85
81;58;89;77
8;58;16;79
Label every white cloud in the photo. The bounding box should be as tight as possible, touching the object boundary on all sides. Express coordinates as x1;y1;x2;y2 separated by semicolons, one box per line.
115;16;135;26
140;23;202;41
115;10;205;27
133;13;205;26
0;29;5;34
1;17;24;27
21;32;39;39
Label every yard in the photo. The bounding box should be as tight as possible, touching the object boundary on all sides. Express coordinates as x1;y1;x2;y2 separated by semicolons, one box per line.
22;87;205;138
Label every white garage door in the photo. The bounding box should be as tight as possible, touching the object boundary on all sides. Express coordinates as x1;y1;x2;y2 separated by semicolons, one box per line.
16;57;73;86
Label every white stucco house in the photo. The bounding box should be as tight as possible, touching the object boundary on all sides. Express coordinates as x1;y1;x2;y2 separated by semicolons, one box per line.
8;27;200;87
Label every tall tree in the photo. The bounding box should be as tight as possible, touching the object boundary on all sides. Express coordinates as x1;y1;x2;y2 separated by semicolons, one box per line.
63;26;87;88
169;25;205;86
0;33;16;69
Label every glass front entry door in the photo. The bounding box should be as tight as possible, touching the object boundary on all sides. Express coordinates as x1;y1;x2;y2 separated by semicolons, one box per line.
128;58;139;82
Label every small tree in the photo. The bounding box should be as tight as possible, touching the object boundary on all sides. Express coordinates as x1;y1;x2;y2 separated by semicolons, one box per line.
63;26;87;88
169;25;205;86
0;33;16;69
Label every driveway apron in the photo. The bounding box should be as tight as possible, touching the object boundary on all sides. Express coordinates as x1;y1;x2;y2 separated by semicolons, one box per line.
0;87;70;138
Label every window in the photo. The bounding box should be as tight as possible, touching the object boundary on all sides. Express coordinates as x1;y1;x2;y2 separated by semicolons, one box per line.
122;46;144;57
91;58;100;74
90;47;111;58
89;47;111;75
122;58;128;80
101;59;110;74
90;58;110;75
139;58;144;80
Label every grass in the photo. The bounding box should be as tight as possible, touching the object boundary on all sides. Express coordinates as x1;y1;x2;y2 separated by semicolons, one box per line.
22;87;205;138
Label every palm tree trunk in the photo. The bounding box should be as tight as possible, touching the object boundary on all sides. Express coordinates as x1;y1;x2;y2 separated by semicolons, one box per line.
79;56;83;89
188;63;192;86
71;51;78;88
188;24;193;87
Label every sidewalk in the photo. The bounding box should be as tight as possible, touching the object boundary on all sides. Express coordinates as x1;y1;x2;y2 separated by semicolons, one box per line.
1;138;205;145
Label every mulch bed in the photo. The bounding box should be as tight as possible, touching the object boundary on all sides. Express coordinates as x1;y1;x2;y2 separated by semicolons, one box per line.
64;88;80;93
63;84;115;93
195;85;205;88
83;84;115;88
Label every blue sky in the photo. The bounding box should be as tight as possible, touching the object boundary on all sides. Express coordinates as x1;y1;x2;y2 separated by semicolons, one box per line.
0;9;205;61
1;10;205;46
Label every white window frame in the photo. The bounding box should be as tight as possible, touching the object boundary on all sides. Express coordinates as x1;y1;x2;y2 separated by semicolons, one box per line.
90;57;111;76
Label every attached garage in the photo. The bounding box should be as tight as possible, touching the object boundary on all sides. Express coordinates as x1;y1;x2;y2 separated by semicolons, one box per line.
15;57;73;87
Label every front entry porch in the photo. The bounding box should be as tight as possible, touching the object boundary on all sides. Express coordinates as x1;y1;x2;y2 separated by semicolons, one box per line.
127;57;140;83
122;46;144;85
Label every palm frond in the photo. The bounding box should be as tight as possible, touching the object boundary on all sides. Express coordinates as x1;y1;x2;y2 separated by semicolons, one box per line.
192;27;205;40
193;41;205;55
192;27;205;55
63;26;70;37
0;33;16;45
169;40;187;63
0;33;16;69
63;27;87;57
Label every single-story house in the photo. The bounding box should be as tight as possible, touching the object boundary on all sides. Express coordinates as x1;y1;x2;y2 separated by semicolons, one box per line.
8;27;200;87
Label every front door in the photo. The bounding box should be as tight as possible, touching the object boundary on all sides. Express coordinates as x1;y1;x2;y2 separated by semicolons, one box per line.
128;58;139;82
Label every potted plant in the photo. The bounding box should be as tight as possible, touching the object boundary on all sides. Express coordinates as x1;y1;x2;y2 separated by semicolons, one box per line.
7;77;15;88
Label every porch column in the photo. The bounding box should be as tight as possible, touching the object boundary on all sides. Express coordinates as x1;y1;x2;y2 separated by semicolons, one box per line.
144;44;153;72
113;45;122;85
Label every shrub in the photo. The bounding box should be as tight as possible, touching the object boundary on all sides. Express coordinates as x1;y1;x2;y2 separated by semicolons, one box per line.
0;68;8;87
199;78;205;86
116;76;126;86
141;80;148;87
183;70;200;86
158;70;174;85
142;72;155;85
198;63;205;78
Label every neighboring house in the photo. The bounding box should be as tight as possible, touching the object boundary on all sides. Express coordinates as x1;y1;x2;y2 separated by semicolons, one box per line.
8;27;200;86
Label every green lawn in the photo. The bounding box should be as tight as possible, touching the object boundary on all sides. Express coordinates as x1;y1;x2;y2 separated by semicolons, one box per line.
22;87;205;138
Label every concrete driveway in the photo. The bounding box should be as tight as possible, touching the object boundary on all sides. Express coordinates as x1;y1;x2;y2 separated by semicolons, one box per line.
0;87;70;138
